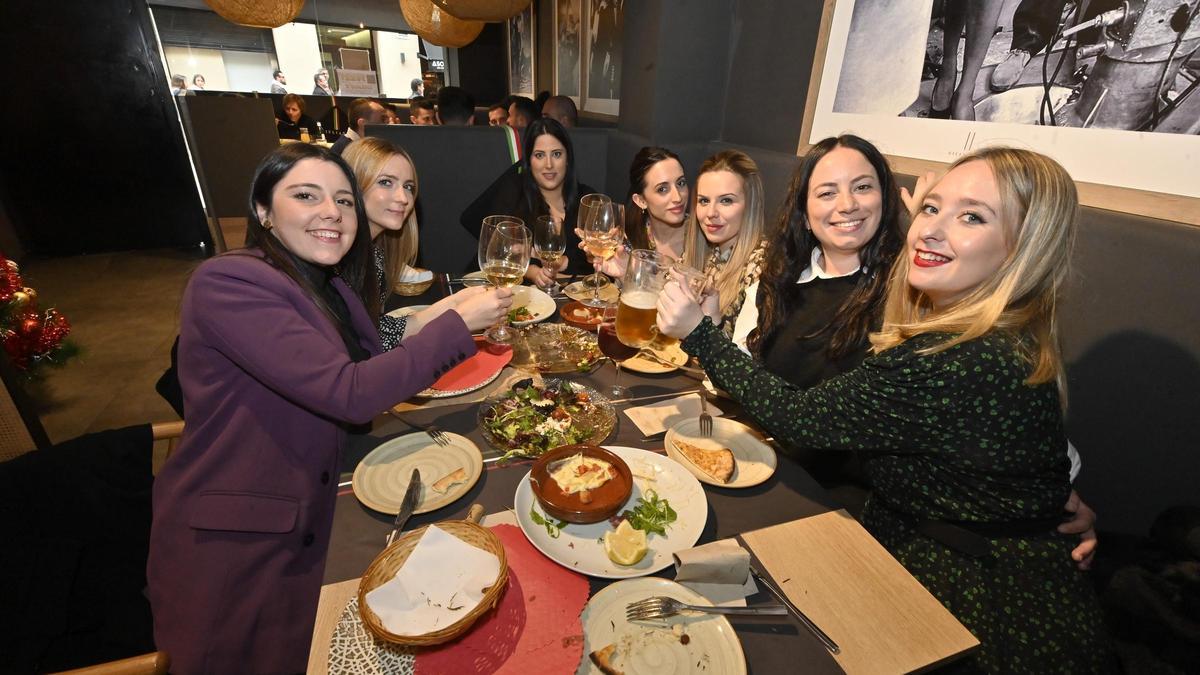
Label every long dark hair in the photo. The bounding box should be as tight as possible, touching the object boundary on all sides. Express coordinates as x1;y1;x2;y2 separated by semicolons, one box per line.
624;146;682;250
519;117;579;219
748;135;905;359
243;143;380;335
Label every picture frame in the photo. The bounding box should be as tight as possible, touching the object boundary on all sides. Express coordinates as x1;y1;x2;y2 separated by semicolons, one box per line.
554;0;582;102
800;0;1200;226
582;0;622;115
507;3;536;99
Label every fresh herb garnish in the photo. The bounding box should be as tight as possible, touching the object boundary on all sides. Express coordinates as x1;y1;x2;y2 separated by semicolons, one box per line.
507;305;533;323
618;490;677;537
529;506;569;538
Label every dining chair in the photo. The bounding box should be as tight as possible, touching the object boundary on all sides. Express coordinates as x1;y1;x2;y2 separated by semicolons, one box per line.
51;650;170;675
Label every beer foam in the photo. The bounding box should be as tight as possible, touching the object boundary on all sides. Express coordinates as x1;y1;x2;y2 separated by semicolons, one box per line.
620;289;658;309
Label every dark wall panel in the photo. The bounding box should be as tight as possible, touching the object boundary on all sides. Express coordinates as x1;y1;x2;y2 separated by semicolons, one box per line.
0;0;207;255
721;0;824;152
457;23;508;108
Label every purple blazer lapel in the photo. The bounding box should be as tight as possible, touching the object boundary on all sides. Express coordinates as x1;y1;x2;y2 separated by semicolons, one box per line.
333;277;383;356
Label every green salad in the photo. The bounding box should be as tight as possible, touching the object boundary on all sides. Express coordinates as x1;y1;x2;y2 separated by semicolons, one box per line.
482;380;600;460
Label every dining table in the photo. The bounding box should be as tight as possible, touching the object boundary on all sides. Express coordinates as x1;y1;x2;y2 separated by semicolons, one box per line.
306;275;979;674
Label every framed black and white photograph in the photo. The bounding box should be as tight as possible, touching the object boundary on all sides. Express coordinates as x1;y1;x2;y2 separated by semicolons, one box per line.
507;3;536;98
804;0;1200;224
583;0;622;115
554;0;582;101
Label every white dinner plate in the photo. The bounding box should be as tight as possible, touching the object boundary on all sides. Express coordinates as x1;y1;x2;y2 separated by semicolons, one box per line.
575;577;747;675
508;285;556;327
514;446;707;579
384;304;429;320
352;432;483;515
664;417;777;488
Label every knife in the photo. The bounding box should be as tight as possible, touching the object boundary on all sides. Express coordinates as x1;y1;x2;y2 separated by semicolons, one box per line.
385;468;422;546
750;564;841;654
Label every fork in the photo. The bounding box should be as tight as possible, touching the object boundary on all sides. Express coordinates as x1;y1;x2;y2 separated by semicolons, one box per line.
698;389;713;437
625;596;787;621
403;419;451;446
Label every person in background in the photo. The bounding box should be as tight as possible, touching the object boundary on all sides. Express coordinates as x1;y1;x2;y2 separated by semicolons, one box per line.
191;74;206;91
437;86;476;126
410;77;424;100
488;103;509;127
682;150;769;339
461;117;596;287
276;93;320;141
148;143;508;674
409;97;436;126
542;95;578;128
313;68;334;96
382;106;399;125
331;98;387;155
344;137;511;350
657;146;1110;671
170;75;188;97
270;69;287;94
533;90;551;115
507;95;538;132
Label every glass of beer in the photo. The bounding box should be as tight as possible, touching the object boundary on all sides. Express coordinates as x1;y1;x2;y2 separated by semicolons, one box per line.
616;249;671;350
478;215;530;345
650;263;708;349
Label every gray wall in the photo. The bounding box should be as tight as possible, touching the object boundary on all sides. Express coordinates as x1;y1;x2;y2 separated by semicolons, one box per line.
615;0;1200;536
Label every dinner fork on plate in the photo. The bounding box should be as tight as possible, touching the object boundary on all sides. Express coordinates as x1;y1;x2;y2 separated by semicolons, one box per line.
625;596;787;621
698;389;713;437
401;419;451;446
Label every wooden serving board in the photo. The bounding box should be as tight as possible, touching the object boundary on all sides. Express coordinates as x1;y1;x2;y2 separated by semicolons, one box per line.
740;510;979;674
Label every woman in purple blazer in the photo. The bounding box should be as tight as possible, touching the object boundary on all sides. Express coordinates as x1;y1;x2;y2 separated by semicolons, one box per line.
147;143;511;674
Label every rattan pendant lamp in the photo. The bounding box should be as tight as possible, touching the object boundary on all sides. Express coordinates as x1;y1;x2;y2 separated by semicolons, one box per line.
400;0;485;48
203;0;306;28
430;0;532;21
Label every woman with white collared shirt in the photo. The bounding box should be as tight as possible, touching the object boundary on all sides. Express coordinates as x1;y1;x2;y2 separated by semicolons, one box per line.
731;135;905;384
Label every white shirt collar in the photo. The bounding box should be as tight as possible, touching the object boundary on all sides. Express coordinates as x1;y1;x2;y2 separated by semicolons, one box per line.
345;129;362;142
797;246;862;284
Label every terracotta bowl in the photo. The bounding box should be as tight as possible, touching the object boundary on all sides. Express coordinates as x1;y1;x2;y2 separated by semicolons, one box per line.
529;444;632;524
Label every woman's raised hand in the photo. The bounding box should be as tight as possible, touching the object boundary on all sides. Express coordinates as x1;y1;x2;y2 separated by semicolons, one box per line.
454;287;514;332
656;278;706;340
900;170;938;217
574;227;629;278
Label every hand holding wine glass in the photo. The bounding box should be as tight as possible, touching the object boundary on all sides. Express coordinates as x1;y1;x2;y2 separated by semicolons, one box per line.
581;199;625;306
478;215;530;344
532;214;567;295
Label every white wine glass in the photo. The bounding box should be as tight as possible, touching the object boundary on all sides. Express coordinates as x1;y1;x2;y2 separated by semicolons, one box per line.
581;199;625;307
478;215;530;345
533;214;567;296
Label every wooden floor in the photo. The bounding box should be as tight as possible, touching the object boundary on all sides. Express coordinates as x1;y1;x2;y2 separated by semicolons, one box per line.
21;248;203;443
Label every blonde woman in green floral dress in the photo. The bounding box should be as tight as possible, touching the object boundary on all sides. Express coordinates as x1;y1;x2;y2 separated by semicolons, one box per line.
657;147;1110;672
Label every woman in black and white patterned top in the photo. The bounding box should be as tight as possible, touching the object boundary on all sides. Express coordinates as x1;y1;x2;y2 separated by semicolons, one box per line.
344;138;509;350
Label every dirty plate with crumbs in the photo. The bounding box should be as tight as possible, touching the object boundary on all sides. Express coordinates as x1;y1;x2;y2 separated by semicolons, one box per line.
575;577;746;674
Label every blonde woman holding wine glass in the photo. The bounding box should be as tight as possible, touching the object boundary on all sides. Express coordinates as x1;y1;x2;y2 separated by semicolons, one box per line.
478;215;531;344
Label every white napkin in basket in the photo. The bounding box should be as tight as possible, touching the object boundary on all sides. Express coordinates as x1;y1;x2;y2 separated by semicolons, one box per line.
623;393;723;437
399;265;433;283
364;525;500;636
673;538;757;606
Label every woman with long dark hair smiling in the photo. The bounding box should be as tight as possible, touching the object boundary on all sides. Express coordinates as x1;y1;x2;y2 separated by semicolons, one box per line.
148;143;508;674
461;117;596;287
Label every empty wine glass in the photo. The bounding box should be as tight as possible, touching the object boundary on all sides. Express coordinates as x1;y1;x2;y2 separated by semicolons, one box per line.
533;215;566;296
581;199;625;307
478;215;530;345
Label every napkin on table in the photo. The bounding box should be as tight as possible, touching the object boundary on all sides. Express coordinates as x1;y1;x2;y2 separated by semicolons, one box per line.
674;538;758;606
623;393;723;437
399;265;433;283
364;525;500;636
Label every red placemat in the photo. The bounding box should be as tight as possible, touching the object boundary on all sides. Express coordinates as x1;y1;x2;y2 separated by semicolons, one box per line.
430;336;513;392
414;524;590;675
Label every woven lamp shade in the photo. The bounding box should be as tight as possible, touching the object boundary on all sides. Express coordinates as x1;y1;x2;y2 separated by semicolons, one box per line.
431;0;532;21
401;0;485;48
204;0;305;28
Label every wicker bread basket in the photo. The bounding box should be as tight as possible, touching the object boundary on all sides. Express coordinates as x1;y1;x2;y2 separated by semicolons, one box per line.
357;506;508;646
393;271;434;296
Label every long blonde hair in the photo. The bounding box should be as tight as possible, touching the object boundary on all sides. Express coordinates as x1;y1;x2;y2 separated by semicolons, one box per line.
342;137;420;293
870;147;1078;395
684;150;767;316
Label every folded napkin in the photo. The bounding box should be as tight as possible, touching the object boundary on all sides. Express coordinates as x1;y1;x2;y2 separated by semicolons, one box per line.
364;525;500;636
399;265;434;283
673;538;758;606
623;393;723;437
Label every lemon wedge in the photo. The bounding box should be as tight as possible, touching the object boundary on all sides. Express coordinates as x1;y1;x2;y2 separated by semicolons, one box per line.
604;520;648;566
